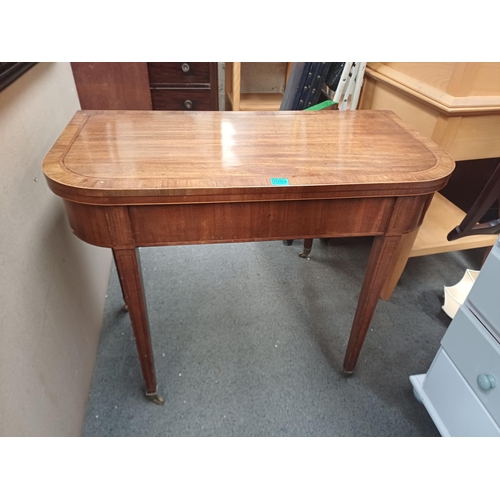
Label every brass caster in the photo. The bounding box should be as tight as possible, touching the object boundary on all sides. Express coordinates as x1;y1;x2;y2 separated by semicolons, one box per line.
145;392;165;405
341;367;354;377
299;248;311;258
124;304;129;312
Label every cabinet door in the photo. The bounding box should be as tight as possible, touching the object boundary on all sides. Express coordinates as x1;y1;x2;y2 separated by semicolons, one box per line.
71;63;152;110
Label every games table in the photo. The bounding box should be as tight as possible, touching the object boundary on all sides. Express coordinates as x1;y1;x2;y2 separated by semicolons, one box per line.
42;110;454;404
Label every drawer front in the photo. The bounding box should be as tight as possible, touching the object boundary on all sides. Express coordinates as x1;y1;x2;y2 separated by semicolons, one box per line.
467;239;500;337
423;348;500;436
441;306;500;424
151;88;212;111
148;62;210;85
129;197;395;246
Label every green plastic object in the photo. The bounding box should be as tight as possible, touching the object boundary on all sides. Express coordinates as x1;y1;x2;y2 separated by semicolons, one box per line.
304;100;334;111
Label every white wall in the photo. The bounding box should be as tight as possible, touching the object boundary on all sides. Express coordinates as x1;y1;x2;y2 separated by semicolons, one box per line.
0;62;112;436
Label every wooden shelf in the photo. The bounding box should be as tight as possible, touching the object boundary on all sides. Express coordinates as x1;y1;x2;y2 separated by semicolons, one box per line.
225;62;291;111
227;91;283;111
410;193;497;257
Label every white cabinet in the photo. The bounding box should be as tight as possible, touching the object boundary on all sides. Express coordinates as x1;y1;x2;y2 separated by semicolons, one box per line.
410;237;500;436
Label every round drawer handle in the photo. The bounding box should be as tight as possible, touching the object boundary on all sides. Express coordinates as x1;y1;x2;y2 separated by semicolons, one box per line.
183;100;193;110
181;63;190;73
477;374;497;391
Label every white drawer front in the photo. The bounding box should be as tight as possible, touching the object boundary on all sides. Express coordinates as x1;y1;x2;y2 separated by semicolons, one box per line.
467;240;500;338
441;307;500;425
423;349;500;436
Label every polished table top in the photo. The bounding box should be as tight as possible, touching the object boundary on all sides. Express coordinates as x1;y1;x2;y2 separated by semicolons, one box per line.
43;110;454;204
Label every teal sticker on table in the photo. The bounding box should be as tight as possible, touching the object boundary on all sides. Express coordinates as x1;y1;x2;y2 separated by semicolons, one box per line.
271;178;289;186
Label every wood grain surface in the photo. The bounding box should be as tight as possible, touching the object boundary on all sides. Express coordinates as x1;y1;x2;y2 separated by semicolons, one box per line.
43;110;454;205
71;63;153;110
147;62;211;85
150;88;213;111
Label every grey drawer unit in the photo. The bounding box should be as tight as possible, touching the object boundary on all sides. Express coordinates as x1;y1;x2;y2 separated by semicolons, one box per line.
410;236;500;436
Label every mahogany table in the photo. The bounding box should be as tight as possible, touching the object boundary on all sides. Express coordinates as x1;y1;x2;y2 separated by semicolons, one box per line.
42;110;454;404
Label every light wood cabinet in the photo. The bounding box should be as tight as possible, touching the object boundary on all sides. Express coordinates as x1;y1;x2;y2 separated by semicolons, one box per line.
359;63;500;298
360;62;500;162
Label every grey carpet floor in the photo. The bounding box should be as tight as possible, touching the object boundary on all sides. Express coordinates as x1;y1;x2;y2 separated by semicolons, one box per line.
82;237;484;436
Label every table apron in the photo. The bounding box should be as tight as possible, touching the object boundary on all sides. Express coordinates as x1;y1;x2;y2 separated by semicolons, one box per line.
64;195;432;249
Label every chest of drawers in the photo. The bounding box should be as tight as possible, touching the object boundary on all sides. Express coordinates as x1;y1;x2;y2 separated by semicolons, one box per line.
71;62;219;111
147;62;219;111
410;237;500;436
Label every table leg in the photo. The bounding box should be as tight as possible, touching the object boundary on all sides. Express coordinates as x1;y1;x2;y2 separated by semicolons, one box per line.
112;248;164;405
299;238;314;258
115;262;129;311
343;234;402;374
380;228;419;300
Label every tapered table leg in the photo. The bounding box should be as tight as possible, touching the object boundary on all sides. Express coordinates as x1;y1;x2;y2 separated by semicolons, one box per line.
115;260;129;311
112;248;164;405
380;228;419;300
343;235;402;374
